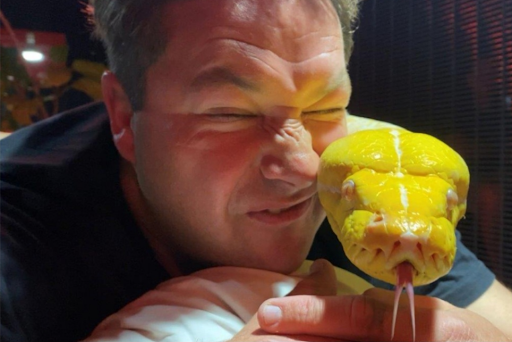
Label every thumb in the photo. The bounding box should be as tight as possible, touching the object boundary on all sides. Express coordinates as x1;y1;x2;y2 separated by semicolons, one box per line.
287;259;337;297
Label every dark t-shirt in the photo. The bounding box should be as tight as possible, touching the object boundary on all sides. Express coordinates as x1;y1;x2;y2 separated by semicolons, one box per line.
0;102;495;342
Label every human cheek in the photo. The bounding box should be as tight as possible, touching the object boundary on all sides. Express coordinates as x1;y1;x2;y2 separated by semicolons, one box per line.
131;114;206;198
164;117;259;189
171;130;261;226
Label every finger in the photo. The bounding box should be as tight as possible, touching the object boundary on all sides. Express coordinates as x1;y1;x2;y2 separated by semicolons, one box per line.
257;293;509;342
257;295;508;342
258;294;387;341
363;288;455;310
231;311;344;342
287;259;337;297
257;294;452;342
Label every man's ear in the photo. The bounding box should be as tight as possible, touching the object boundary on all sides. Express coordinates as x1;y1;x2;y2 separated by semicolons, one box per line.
102;71;136;163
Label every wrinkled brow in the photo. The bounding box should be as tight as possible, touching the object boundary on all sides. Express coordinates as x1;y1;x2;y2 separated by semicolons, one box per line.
190;67;260;92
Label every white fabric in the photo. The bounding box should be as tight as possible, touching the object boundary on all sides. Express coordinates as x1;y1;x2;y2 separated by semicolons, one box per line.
84;260;372;342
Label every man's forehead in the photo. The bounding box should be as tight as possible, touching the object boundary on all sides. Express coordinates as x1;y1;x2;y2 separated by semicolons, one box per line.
221;0;339;26
188;64;350;95
163;0;343;62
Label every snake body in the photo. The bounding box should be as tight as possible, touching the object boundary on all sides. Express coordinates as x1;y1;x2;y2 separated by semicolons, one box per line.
317;125;470;339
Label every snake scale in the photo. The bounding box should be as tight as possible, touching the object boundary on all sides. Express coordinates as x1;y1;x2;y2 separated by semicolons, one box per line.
317;117;470;340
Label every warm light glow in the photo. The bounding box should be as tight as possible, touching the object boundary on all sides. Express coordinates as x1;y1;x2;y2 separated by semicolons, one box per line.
21;50;44;62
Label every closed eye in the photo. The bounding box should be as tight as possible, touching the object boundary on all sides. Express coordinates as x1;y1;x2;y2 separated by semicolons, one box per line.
303;108;345;115
203;106;256;122
302;108;345;122
204;113;256;122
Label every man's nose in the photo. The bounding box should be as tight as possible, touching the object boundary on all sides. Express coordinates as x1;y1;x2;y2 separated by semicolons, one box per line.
259;116;319;190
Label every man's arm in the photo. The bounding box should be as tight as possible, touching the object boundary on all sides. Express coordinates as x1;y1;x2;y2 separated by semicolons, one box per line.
466;280;512;339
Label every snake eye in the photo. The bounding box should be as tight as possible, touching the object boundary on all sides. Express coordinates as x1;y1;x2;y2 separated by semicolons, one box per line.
447;189;459;210
341;180;355;201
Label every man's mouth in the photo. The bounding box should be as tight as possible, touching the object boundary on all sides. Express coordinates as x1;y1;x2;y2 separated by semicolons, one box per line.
248;197;313;225
266;207;287;214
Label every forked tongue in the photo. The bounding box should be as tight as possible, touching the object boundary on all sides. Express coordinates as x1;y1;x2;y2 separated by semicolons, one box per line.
391;262;415;341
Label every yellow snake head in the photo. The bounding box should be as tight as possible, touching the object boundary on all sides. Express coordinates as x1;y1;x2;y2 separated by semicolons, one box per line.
318;128;470;287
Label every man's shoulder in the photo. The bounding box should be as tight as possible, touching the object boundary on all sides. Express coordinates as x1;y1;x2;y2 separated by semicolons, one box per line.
0;102;169;341
0;100;124;259
0;102;119;206
0;101;110;163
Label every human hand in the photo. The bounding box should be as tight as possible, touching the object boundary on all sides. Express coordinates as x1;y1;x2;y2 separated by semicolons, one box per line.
257;283;511;342
229;259;345;342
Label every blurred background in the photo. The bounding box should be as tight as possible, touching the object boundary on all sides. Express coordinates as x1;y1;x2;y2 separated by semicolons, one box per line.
0;0;106;131
1;0;511;287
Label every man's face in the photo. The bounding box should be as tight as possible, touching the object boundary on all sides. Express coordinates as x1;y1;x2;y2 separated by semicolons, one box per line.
132;0;351;273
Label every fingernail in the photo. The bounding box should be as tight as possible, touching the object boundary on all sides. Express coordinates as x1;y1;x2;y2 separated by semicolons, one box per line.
262;305;282;326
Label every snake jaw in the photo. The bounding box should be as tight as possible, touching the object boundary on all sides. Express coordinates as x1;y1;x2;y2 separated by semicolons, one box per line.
341;209;457;286
392;262;416;342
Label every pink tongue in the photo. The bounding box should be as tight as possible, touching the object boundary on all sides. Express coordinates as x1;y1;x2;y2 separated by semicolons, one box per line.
392;262;416;341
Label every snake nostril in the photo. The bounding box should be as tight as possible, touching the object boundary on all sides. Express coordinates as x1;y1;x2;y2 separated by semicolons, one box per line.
367;213;384;228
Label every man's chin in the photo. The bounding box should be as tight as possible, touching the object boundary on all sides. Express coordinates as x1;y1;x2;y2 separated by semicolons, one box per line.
251;253;309;275
207;253;305;275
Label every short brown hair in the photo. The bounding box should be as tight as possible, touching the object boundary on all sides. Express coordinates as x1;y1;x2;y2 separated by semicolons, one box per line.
91;0;362;111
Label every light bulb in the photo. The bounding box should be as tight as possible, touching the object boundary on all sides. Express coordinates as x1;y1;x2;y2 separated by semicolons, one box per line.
22;50;44;62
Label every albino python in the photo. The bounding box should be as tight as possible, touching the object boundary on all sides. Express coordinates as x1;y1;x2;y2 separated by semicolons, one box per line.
318;116;470;340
